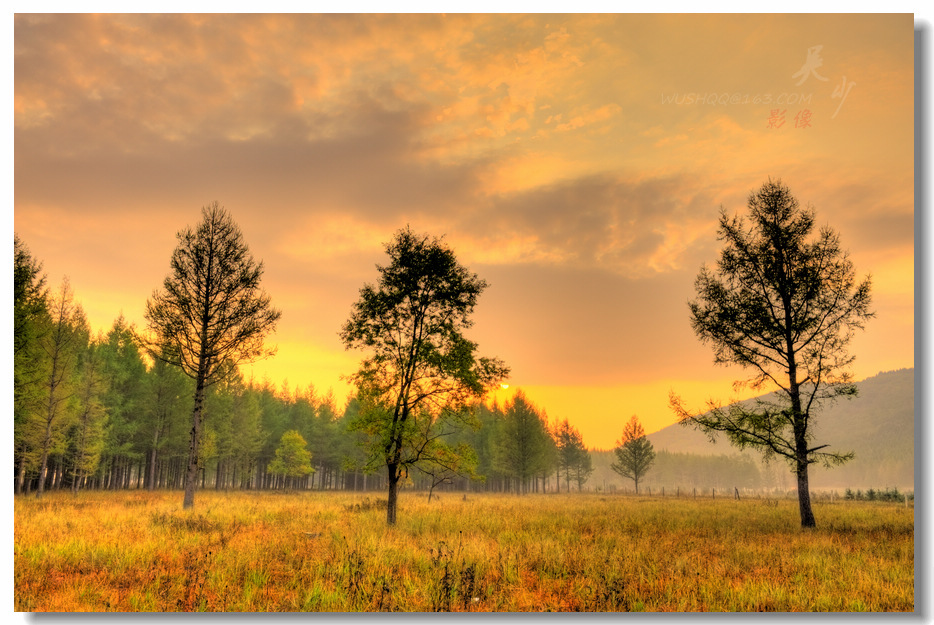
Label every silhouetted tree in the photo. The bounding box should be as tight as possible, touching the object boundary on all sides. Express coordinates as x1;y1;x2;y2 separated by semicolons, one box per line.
555;419;593;492
671;179;873;528
611;415;655;494
341;226;508;525
144;202;281;509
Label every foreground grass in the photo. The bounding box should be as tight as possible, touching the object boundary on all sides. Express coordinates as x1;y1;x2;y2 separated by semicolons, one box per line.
14;490;913;612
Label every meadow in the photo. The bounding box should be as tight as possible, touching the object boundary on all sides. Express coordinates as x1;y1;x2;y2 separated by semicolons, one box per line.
14;489;914;612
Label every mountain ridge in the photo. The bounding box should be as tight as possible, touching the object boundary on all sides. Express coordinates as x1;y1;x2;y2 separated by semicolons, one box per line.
642;368;914;489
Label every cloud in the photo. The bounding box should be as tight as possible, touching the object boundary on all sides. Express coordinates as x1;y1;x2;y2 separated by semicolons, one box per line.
14;13;914;419
448;173;721;278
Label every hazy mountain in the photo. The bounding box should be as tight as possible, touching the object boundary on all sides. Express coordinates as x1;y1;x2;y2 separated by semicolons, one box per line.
645;368;915;490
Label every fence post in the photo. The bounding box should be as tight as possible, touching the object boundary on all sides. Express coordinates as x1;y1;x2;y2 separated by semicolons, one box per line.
734;487;740;501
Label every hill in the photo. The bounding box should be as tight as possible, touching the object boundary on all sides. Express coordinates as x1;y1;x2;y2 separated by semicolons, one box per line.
645;368;914;490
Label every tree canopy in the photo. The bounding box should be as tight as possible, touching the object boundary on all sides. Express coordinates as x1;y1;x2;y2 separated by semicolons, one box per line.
341;226;508;524
144;202;281;509
267;430;314;488
611;415;656;494
555;419;593;492
671;179;873;528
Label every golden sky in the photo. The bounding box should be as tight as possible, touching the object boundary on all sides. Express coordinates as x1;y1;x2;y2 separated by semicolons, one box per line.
13;13;915;449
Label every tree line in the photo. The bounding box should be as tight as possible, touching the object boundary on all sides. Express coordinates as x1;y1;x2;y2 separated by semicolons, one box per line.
19;177;868;530
13;230;602;500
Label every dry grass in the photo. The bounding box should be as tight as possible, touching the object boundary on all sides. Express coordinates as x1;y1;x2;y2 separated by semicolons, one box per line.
14;490;914;612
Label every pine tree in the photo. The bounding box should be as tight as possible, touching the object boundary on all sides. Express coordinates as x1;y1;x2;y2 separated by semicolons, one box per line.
611;415;656;494
267;430;313;489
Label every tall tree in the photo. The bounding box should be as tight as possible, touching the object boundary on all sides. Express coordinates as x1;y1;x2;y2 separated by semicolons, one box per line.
98;316;147;490
611;415;656;494
141;353;192;491
555;419;593;492
143;202;281;509
495;391;553;494
34;280;84;497
13;236;50;493
227;383;266;489
340;226;508;525
671;179;873;528
68;333;109;495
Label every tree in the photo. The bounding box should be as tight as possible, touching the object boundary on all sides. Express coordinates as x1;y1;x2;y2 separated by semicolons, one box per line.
267;430;313;489
13;236;50;493
555;419;593;492
414;439;480;502
141;353;192;491
671;179;872;528
68;333;109;495
611;415;656;494
33;280;85;498
495;391;553;494
340;226;508;525
98;316;147;490
143;202;281;509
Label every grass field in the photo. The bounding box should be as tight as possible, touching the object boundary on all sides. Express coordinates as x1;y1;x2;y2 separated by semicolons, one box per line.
14;489;914;612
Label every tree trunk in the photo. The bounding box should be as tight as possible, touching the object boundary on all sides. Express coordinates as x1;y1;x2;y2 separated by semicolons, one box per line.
183;378;207;510
148;446;158;491
16;451;27;495
386;463;400;526
796;457;816;528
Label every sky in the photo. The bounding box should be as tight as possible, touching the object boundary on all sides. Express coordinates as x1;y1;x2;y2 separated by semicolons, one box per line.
12;13;916;450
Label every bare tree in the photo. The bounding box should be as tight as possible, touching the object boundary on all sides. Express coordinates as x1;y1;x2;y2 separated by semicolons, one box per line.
144;202;281;509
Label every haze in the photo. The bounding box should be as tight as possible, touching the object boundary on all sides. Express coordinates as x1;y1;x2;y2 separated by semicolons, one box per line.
13;14;914;449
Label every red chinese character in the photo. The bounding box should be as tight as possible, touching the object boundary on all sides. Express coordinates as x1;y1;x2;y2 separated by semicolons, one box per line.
794;109;813;128
767;109;786;129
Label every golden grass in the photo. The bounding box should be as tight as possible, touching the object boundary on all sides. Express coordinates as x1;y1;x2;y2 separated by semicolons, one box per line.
14;490;914;612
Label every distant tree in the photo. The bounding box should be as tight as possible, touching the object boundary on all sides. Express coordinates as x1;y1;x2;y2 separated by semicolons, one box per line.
555;419;593;492
267;430;313;489
495;391;553;494
33;280;85;498
340;226;508;525
227;382;266;490
141;353;192;491
611;415;656;494
670;179;873;528
143;202;281;509
68;333;109;495
98;316;147;490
